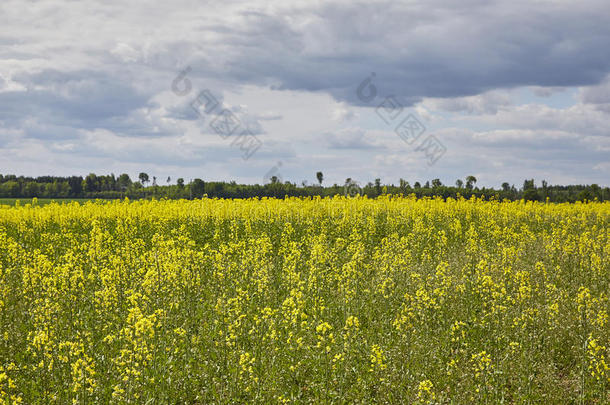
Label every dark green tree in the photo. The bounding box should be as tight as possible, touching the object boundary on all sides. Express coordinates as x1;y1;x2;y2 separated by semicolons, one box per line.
190;178;205;198
68;176;83;197
117;174;132;191
1;181;20;197
84;173;99;193
375;178;382;195
138;172;149;186
23;182;39;198
466;175;477;190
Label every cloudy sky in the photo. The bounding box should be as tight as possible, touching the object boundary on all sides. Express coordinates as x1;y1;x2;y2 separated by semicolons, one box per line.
1;0;609;187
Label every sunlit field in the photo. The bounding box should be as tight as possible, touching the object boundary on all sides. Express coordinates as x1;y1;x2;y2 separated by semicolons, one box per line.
0;197;608;403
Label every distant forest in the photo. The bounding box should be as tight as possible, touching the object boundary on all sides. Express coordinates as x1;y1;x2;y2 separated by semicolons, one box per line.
0;172;608;202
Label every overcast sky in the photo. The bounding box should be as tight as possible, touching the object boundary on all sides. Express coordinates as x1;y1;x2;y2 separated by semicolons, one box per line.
1;0;609;187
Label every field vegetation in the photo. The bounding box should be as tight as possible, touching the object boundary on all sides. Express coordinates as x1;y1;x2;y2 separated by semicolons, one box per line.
0;197;608;403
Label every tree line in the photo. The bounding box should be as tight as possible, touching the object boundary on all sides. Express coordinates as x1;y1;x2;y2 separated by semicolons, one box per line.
0;172;608;202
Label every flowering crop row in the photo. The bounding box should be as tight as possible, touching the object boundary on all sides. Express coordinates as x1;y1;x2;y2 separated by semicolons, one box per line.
0;196;608;403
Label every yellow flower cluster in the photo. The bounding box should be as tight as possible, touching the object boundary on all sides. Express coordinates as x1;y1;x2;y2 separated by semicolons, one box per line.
0;196;608;403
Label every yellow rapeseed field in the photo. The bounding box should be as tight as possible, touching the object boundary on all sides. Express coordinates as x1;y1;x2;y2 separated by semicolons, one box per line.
0;196;608;403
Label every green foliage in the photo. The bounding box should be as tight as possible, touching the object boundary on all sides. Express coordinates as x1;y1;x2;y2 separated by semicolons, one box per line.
0;173;608;202
0;198;608;403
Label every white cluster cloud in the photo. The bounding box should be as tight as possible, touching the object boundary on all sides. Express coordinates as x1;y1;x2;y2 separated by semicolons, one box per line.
0;0;609;185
